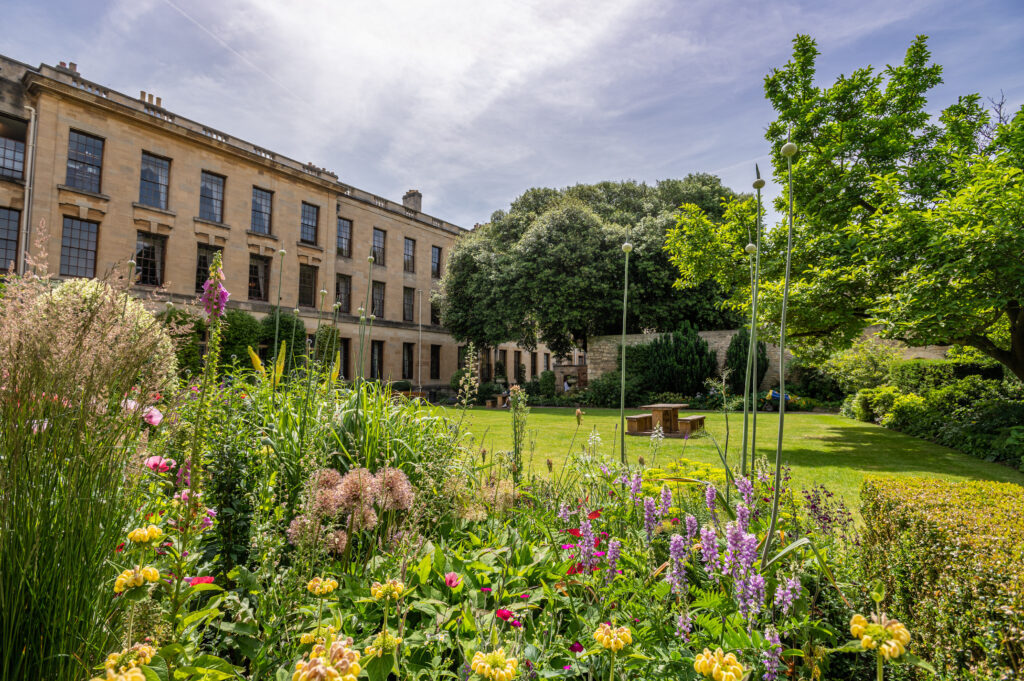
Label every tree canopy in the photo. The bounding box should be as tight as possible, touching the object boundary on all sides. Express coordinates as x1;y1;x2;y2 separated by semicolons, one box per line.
436;177;743;355
667;34;1024;381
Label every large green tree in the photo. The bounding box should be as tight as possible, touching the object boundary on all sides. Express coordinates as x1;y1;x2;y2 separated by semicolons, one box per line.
668;35;1024;381
436;177;742;355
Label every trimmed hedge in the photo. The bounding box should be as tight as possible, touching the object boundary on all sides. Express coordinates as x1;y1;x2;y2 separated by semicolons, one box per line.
889;358;1003;394
861;478;1024;680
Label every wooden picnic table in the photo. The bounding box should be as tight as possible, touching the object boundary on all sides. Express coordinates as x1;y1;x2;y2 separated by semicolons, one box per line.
640;403;689;434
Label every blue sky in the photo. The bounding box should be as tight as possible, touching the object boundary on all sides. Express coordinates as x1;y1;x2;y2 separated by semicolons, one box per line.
6;0;1023;226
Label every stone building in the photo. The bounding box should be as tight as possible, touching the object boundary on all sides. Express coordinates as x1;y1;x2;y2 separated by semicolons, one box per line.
0;53;547;389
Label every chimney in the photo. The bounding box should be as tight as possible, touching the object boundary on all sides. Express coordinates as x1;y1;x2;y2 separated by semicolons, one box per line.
147;93;154;105
140;90;146;101
402;189;422;212
69;62;78;73
155;96;162;107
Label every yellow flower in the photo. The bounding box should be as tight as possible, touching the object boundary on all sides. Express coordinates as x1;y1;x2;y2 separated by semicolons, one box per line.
294;635;361;681
593;623;632;652
140;566;160;583
104;643;156;673
91;669;146;681
300;632;317;645
850;613;867;638
364;631;402;658
128;525;162;543
247;346;265;376
370;578;404;601
694;648;744;680
307;576;339;596
114;568;149;593
471;648;519;681
849;613;911;660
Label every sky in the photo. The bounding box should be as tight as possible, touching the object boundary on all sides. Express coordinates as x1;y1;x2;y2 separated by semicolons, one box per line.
5;0;1023;227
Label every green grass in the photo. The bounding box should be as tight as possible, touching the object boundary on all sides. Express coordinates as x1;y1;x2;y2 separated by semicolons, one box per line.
443;406;1024;510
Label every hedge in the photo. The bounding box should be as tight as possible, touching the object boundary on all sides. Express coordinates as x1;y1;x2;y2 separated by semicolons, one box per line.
889;358;1003;394
861;478;1024;679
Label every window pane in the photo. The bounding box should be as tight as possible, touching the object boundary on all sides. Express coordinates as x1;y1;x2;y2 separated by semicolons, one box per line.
336;218;352;257
0;207;20;272
139;153;170;209
430;344;441;380
65;130;103;193
248;255;270;301
402;342;414;379
298;264;317;307
60;217;98;278
135;232;167;286
195;243;222;293
371;281;385;318
0;137;25;180
335;274;351;313
301;202;319;244
404;237;415;272
370;340;384;379
199;171;225;222
251;187;272;234
403;287;414;322
372;228;386;265
431;245;442;278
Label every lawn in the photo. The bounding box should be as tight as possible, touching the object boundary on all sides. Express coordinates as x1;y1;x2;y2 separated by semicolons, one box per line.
444;406;1024;510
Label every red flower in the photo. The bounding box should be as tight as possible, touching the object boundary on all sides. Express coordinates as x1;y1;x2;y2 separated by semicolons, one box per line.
587;510;602;520
496;609;513;621
185;576;215;586
566;528;582;538
115;542;125;553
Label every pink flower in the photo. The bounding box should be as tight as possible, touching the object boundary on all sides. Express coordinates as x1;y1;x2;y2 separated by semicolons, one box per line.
143;406;163;426
480;587;492;593
145;456;176;473
185;576;215;586
569;641;584;653
122;398;140;412
496;609;513;621
519;593;530;599
444;572;462;588
511;620;522;628
560;544;577;550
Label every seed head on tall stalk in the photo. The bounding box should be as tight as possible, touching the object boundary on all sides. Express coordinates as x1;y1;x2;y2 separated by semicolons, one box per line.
740;166;766;478
271;249;286;398
761;136;798;564
618;241;632;465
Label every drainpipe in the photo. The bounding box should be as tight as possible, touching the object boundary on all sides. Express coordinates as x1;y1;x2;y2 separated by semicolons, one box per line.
417;288;423;393
16;105;37;275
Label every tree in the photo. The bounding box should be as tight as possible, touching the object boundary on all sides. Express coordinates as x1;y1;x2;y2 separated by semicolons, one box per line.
437;178;742;354
220;309;261;367
668;35;1024;381
725;327;768;395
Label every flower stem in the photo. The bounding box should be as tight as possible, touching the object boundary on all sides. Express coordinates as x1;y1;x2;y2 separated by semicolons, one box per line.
619;248;630;465
877;653;883;681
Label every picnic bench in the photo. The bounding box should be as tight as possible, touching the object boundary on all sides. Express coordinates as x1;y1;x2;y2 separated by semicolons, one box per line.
625;414;652;433
625;403;704;437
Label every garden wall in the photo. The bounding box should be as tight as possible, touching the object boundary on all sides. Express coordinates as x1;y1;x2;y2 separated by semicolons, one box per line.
587;330;789;391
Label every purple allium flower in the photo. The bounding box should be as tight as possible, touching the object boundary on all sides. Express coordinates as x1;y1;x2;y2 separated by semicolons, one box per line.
735;476;754;507
700;526;721;575
705;484;717;514
605;539;622;582
643;497;658;541
660;485;672;517
667;534;688;594
675;611;692;642
557;503;573;523
761;627;783;681
685;515;699;547
774;575;802;615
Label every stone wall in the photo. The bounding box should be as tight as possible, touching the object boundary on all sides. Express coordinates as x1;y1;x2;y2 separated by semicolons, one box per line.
587;331;790;391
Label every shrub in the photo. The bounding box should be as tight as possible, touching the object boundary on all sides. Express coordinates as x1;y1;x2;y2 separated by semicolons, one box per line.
626;322;717;396
821;337;902;393
582;369;647;408
866;385;901;421
881;393;928;430
889;358;1004;394
312;325;340;364
158;307;206;377
477;381;502;404
258;308;306;375
221;309;262;366
538;369;556;397
787;358;844;402
861;478;1024;680
724;327;769;395
852;389;874;422
391;380;412;391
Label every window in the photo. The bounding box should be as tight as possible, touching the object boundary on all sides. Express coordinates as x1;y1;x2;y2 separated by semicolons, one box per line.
431;246;442;278
60;217;98;277
371;281;385;318
298;264;318;307
403;287;415;322
249;254;271;301
430;300;440;325
430;344;441;380
336;217;352;257
195;243;222;293
403;237;415;272
402;342;414;380
65;130;103;192
335;274;351;313
531;352;538;377
139;152;170;209
370;340;384;380
300;202;319;244
199;171;225;223
0;114;26;180
251;187;272;234
0;207;19;272
135;232;167;286
458;345;467;370
498;350;507;377
514;351;522;382
371;228;386;265
544;353;551;371
337;338;351;380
